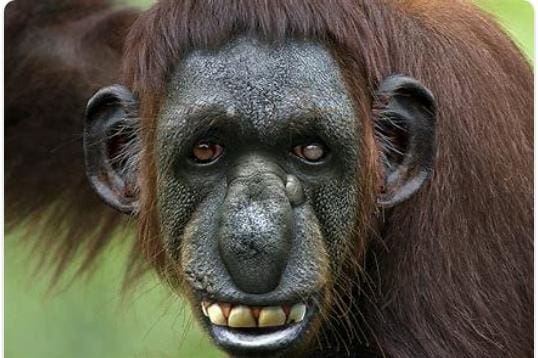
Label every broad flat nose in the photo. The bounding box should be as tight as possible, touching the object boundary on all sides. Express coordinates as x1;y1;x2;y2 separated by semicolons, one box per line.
218;164;292;294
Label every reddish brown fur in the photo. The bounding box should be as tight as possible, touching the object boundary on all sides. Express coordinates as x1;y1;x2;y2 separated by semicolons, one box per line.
5;0;140;281
6;0;532;356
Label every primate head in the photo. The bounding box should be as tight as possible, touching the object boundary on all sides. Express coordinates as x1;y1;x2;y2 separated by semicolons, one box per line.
77;0;532;357
85;29;435;358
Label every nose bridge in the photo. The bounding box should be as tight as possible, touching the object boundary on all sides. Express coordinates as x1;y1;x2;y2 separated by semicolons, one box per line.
218;157;293;294
227;154;286;187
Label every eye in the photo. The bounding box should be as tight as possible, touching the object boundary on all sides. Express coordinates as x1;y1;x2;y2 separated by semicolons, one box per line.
192;140;223;164
292;143;327;163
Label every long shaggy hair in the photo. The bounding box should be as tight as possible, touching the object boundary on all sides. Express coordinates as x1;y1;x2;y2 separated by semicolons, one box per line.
6;0;532;356
5;0;140;281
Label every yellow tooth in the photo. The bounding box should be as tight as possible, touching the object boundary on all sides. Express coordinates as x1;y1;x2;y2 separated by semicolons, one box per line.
207;304;227;326
258;306;286;327
228;305;256;328
287;303;306;324
201;302;208;317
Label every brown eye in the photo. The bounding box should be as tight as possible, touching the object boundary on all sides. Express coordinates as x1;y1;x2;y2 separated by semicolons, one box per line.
292;143;326;162
192;141;223;163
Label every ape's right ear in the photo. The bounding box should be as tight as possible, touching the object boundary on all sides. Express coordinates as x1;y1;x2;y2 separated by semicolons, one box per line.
84;85;140;214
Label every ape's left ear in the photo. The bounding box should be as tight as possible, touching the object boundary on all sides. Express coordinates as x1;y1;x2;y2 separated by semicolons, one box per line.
84;85;140;214
373;75;437;208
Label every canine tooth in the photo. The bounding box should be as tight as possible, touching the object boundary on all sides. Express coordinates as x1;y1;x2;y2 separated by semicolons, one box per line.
201;302;209;317
207;303;227;326
287;303;306;323
228;305;256;328
258;306;286;327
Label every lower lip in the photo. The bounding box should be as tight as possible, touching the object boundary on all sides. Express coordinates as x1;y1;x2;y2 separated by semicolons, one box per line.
207;306;314;355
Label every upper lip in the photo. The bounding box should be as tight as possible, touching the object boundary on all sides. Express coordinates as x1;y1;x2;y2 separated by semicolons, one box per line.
193;286;319;307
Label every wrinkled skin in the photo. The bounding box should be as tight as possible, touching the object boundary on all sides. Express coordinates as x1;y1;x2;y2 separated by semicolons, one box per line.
155;38;361;356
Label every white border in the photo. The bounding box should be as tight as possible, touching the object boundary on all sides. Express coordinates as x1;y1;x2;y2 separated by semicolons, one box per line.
0;1;535;358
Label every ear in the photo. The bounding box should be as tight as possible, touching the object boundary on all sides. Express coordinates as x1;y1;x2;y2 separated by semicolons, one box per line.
373;75;437;208
84;84;140;214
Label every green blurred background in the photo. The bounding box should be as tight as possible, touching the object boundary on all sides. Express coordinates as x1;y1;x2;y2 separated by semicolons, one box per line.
5;1;534;357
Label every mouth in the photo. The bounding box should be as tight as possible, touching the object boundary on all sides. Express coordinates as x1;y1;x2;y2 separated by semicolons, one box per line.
201;300;313;354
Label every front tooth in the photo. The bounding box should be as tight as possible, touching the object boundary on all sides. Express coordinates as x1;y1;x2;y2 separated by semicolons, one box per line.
287;303;306;324
207;304;227;326
228;305;256;328
258;306;286;327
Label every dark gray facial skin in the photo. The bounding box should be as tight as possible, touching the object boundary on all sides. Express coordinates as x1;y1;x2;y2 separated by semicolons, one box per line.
155;37;361;356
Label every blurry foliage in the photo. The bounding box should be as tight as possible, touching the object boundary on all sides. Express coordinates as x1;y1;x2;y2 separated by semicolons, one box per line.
5;234;221;358
5;1;533;357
